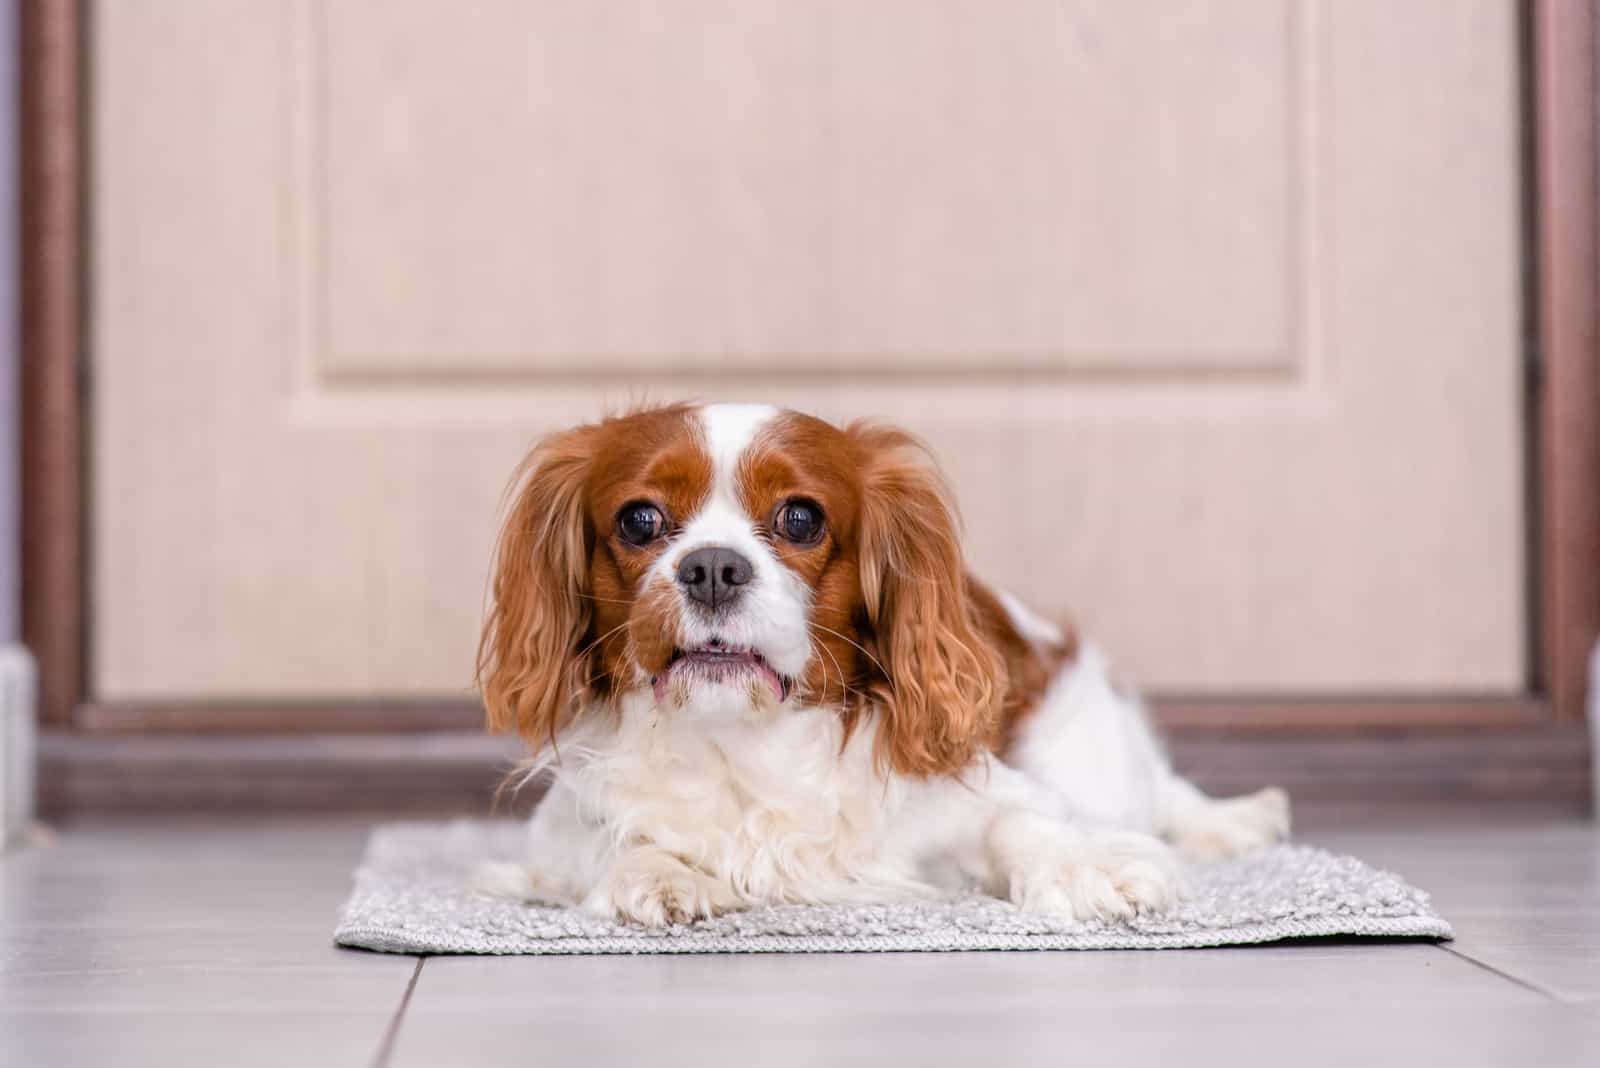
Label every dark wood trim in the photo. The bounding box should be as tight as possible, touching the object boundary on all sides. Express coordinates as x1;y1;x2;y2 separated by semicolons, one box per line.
1155;696;1551;733
74;699;483;733
18;0;85;726
73;696;1555;735
1530;0;1600;721
36;726;1591;816
37;730;526;817
1169;725;1590;806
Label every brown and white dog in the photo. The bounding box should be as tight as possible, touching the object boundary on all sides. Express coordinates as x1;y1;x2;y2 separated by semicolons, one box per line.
475;403;1288;926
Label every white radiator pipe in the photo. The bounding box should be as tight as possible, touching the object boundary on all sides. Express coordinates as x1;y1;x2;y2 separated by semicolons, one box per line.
0;645;35;848
0;0;25;850
1589;639;1600;819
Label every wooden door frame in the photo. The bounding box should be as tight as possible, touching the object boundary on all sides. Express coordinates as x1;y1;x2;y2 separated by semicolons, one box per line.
1528;0;1599;729
19;2;1600;745
18;0;83;729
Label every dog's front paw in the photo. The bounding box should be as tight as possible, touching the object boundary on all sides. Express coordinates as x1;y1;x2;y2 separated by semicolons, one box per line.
583;850;738;928
993;813;1182;924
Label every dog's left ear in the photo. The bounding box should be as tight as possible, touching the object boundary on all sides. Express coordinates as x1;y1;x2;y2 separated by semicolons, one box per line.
850;422;1003;778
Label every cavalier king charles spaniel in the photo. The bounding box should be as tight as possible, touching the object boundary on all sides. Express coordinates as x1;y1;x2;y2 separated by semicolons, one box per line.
475;403;1289;926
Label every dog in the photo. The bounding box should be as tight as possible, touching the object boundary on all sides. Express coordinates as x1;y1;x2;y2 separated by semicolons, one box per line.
475;403;1289;926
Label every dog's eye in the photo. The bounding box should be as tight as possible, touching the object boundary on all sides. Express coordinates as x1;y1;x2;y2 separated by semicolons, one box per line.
774;499;825;545
617;502;666;546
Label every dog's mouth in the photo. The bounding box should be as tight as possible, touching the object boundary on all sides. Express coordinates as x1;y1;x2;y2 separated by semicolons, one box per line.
652;640;793;704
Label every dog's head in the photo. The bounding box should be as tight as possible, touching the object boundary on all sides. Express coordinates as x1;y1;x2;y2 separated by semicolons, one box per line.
476;403;1002;776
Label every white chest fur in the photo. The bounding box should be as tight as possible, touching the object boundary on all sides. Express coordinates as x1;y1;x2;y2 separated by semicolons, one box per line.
535;693;933;906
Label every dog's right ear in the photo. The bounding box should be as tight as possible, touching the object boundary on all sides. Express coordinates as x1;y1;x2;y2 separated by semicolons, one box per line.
476;426;597;746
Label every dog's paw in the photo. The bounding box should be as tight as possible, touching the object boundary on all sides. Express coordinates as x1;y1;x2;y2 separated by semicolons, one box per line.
1016;832;1182;923
583;851;737;928
1170;786;1291;862
470;862;575;906
993;813;1182;924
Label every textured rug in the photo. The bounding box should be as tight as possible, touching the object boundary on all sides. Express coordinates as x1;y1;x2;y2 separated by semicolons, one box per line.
334;820;1453;955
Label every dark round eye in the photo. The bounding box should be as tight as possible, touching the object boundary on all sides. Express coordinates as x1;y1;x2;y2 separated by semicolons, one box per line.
774;499;825;545
616;502;666;546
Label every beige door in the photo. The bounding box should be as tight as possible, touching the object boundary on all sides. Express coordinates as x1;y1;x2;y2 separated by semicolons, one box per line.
92;0;1525;703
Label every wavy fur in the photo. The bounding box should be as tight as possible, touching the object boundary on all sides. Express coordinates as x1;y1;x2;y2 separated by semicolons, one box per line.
849;423;1004;778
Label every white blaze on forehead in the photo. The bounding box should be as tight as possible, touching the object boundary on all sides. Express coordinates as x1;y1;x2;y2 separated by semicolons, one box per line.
696;403;779;504
643;402;810;681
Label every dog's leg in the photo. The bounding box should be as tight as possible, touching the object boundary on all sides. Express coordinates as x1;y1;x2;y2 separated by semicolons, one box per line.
898;757;1182;923
478;778;744;926
1007;643;1291;859
987;809;1181;922
1162;778;1291;862
582;844;744;927
472;778;603;906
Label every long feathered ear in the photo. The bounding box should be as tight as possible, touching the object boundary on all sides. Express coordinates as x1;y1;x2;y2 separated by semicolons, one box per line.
476;427;597;746
851;423;1003;778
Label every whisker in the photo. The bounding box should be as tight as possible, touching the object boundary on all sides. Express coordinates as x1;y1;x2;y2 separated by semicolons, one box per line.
813;635;840;683
810;634;863;704
803;635;831;700
574;619;633;661
577;592;636;607
808;621;888;677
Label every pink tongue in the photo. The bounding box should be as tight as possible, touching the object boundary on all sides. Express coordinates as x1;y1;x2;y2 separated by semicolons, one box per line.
752;659;785;701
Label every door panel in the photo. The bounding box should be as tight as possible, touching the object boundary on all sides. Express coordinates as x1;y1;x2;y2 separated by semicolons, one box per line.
92;0;1525;700
323;0;1291;374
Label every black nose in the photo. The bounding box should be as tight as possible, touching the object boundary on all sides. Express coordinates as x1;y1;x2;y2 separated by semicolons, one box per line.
676;546;754;610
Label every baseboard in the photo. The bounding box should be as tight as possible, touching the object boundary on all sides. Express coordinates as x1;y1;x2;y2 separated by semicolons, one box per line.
1169;727;1592;804
38;730;526;817
36;723;1593;817
69;695;1564;733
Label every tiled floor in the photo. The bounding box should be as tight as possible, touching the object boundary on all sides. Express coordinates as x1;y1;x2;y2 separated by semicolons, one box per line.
2;807;1596;1067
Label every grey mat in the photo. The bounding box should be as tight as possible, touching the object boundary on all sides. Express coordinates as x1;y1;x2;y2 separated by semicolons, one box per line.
334;820;1453;955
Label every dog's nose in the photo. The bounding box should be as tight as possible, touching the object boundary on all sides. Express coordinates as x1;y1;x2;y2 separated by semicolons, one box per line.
676;546;754;610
